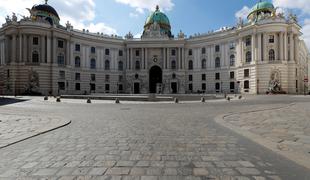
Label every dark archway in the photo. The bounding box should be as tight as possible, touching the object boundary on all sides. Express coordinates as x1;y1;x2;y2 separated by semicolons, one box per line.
149;66;162;93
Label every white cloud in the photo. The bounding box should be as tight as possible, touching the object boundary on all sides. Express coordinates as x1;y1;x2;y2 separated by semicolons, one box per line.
129;12;139;18
273;0;310;15
115;0;174;15
302;19;310;51
134;31;143;38
235;6;251;20
0;0;117;35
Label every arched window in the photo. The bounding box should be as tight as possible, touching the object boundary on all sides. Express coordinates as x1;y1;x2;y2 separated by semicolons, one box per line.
215;57;221;68
105;60;110;70
269;49;275;61
188;60;193;70
230;55;235;66
246;51;252;63
75;56;81;67
118;61;123;71
135;60;140;70
171;60;176;70
201;59;206;69
57;53;65;65
90;58;96;69
32;51;39;63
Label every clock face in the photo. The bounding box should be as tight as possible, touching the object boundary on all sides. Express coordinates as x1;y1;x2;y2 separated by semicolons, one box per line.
153;58;158;62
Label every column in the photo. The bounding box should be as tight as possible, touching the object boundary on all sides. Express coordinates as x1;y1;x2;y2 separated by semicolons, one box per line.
178;47;181;69
41;35;46;63
46;36;51;63
130;48;133;70
182;47;185;70
145;48;148;70
263;33;268;61
52;36;57;64
167;47;170;69
22;35;27;62
279;32;284;61
237;38;242;65
18;33;22;63
284;32;288;61
126;48;129;70
12;34;16;63
251;34;256;63
257;33;262;62
66;40;70;65
294;36;298;62
142;48;145;69
163;48;166;69
290;33;294;61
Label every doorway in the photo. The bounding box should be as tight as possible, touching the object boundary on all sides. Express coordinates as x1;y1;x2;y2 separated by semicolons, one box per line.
149;66;162;93
171;82;177;94
134;83;140;94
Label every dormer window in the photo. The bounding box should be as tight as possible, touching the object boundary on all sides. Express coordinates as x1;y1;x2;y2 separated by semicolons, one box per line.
269;35;274;43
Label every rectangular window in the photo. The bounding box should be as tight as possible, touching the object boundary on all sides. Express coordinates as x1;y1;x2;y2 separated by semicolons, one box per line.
230;71;235;79
188;49;193;56
33;37;39;45
105;84;110;92
75;73;80;81
118;84;123;91
58;40;64;48
91;74;96;81
171;49;176;56
202;48;206;54
119;50;123;56
75;83;81;90
7;69;10;78
105;49;110;55
244;80;250;89
230;82;235;90
202;74;206;81
202;83;206;91
59;71;65;79
189;75;193;81
135;50;140;57
119;75;123;82
75;44;80;51
90;83;96;91
105;75;110;82
215;83;220;90
58;82;65;90
91;47;96;53
246;37;251;46
244;69;250;78
215;73;220;80
189;84;193;91
215;45;220;52
269;35;274;43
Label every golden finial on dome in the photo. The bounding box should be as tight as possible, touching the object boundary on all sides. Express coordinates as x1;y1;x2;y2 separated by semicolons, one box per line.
156;5;159;11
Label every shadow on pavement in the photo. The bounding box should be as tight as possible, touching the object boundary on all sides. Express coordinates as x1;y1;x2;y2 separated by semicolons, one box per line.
0;97;29;106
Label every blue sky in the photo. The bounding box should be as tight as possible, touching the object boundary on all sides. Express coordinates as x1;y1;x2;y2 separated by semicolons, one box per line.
0;0;309;49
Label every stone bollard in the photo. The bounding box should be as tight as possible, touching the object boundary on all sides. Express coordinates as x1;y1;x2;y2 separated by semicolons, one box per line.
201;97;205;103
238;95;242;99
56;97;61;102
44;96;48;101
227;97;231;101
174;98;179;103
87;98;91;104
115;98;120;104
224;93;227;98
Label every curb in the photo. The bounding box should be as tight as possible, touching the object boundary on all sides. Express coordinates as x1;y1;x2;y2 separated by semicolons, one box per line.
214;103;310;170
0;119;71;149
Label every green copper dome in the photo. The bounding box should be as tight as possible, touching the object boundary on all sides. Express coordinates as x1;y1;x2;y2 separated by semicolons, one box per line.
144;5;172;37
247;1;275;19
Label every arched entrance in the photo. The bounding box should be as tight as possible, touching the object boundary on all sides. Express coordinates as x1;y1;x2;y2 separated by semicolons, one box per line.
149;66;162;93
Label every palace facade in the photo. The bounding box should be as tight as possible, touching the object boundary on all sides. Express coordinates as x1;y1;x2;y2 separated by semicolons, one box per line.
0;1;309;95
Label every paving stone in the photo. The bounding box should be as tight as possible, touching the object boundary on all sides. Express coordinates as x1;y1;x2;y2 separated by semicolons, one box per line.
32;168;59;176
105;167;130;175
88;167;107;175
193;168;209;176
236;168;260;175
